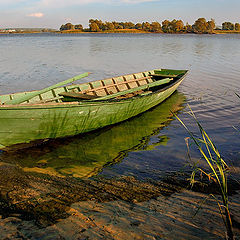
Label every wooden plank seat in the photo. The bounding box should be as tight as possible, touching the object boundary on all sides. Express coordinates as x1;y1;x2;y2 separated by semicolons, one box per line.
59;92;99;100
92;78;173;101
59;77;172;102
67;75;153;93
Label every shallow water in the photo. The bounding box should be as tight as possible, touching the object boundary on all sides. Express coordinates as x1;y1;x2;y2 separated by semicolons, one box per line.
0;33;240;238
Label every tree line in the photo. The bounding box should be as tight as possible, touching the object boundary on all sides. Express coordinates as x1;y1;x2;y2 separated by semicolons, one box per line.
60;18;240;33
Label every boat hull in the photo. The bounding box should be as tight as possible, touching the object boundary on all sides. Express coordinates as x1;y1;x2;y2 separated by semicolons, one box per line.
0;77;184;150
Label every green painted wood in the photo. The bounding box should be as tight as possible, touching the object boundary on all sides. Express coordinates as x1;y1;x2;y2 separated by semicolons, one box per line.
150;74;178;78
0;69;188;150
154;69;187;76
4;72;89;105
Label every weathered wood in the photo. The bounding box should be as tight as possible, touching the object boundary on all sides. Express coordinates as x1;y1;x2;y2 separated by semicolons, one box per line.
4;72;90;105
59;92;99;100
92;78;173;101
67;76;153;94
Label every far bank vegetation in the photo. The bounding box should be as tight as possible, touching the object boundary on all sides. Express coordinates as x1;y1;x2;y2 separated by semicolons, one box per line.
60;18;240;34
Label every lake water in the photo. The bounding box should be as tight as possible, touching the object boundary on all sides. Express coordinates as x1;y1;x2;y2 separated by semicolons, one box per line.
0;33;239;177
0;33;240;238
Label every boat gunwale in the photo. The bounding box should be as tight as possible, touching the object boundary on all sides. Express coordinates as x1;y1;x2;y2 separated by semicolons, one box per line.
0;70;188;110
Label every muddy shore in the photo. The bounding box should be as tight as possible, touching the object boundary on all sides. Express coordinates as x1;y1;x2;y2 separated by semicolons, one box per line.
0;162;239;240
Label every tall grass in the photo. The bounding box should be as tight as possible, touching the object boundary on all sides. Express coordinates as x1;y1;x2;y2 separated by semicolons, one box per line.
175;106;234;240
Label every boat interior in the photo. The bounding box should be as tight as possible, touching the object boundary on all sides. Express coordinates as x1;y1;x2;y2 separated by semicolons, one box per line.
0;69;187;105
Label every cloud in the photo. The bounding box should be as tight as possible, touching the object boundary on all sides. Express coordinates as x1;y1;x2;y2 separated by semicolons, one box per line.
121;0;158;2
0;0;159;9
37;0;158;8
0;0;25;4
27;12;44;18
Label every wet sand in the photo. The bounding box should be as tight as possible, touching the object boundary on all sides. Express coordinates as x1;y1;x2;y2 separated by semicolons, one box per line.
0;162;239;240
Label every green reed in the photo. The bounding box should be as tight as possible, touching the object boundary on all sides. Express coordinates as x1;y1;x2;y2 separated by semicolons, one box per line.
175;106;234;240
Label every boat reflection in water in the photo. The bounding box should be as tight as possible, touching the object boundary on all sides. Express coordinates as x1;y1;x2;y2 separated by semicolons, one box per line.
0;91;185;179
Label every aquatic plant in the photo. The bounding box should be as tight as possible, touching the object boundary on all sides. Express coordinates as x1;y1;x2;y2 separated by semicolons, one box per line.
175;106;234;240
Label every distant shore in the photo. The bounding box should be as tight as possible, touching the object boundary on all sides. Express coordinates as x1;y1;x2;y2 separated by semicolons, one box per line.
59;29;240;34
1;29;240;35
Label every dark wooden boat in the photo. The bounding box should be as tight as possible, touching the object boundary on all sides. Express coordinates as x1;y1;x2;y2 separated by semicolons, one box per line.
0;69;188;150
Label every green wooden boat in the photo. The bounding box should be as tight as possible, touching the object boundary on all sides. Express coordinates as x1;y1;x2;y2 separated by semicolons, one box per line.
0;69;188;150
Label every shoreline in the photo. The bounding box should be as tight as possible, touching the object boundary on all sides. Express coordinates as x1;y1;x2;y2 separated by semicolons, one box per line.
0;163;239;239
1;30;240;35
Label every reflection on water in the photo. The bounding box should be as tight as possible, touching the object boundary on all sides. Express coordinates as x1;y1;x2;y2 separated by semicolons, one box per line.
0;92;187;228
0;92;185;179
0;33;239;175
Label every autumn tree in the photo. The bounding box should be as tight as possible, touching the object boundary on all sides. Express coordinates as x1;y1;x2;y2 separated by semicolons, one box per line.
89;19;103;31
150;22;162;32
206;19;215;33
161;19;184;33
60;23;74;31
162;20;171;33
235;23;240;31
89;22;100;32
222;22;234;30
192;18;208;33
171;19;184;32
142;22;151;31
105;22;115;30
75;24;83;31
135;23;143;30
185;22;193;33
122;22;135;29
111;21;117;29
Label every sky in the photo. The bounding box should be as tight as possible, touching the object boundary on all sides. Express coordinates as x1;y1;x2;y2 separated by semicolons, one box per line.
0;0;240;29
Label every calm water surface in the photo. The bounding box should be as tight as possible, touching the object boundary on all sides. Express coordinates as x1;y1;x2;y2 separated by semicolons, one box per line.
0;33;239;178
0;33;240;238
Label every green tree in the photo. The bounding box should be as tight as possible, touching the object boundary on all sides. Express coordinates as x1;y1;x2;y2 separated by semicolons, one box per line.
192;18;208;33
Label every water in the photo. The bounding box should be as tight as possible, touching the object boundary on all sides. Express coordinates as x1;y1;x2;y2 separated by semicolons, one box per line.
0;33;239;176
0;33;240;236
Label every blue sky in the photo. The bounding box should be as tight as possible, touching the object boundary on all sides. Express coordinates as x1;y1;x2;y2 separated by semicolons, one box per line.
1;0;239;29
